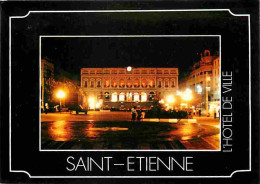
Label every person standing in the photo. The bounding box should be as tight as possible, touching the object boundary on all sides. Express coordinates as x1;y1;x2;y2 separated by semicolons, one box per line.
44;103;49;114
131;106;137;120
137;109;142;121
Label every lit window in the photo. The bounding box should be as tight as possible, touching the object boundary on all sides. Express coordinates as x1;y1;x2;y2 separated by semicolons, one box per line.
134;79;139;87
104;80;110;88
141;92;147;102
120;79;125;87
134;93;139;102
119;93;125;101
196;85;202;94
111;92;118;102
127;80;132;88
141;79;147;88
126;92;132;101
148;79;155;88
112;80;117;88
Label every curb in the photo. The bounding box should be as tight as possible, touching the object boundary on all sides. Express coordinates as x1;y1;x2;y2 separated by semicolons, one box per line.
142;118;197;123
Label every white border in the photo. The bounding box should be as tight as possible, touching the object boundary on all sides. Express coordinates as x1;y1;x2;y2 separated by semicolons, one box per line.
9;9;251;178
39;34;221;152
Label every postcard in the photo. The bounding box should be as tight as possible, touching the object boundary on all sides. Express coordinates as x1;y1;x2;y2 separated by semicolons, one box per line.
1;1;259;183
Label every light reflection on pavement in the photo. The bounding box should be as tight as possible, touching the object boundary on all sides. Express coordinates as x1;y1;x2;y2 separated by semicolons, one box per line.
41;120;220;150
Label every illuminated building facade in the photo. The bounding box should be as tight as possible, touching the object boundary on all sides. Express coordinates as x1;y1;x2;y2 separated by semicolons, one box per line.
41;59;54;109
81;67;178;110
179;50;220;116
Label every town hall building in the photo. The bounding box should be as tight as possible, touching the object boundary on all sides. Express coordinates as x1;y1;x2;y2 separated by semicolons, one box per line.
81;66;179;110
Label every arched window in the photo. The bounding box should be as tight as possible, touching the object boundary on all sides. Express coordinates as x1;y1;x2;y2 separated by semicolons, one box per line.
112;79;117;88
158;79;162;88
126;92;132;102
119;92;125;101
104;79;110;88
104;92;110;100
126;80;132;88
171;79;175;88
84;81;88;87
141;92;147;102
90;80;95;88
149;92;155;101
133;92;139;102
111;92;118;102
141;79;147;88
134;79;139;88
119;79;125;88
165;79;169;88
97;80;101;88
148;79;155;88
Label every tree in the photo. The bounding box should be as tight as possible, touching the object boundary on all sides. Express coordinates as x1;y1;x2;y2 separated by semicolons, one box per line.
44;69;84;107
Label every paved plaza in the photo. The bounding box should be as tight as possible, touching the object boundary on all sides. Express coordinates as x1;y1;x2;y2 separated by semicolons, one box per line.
41;111;220;150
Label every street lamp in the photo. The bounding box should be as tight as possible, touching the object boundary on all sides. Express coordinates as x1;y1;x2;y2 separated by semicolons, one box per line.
181;88;192;109
205;76;211;116
166;95;175;110
166;95;175;104
56;90;66;111
88;97;96;110
176;90;181;96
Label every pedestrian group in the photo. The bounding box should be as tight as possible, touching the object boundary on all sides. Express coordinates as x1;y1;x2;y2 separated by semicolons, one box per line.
131;106;144;121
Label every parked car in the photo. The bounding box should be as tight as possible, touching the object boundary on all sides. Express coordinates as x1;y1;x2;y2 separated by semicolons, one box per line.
68;105;88;115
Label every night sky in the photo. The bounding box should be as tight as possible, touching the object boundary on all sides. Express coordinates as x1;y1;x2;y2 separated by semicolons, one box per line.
41;36;219;80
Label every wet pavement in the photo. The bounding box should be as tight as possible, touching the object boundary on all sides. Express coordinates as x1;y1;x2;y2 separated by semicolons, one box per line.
41;120;220;150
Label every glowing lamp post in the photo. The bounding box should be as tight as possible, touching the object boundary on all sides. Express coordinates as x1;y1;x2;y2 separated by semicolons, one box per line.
88;97;96;110
206;76;211;116
56;90;66;110
166;95;175;110
181;88;192;109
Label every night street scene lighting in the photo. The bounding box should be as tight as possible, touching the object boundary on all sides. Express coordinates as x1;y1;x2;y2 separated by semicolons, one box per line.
41;36;220;150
